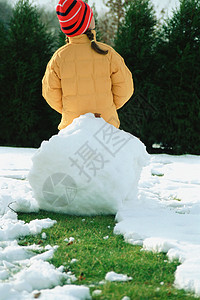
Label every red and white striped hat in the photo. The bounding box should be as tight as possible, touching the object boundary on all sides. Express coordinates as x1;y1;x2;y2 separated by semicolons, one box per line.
56;0;93;37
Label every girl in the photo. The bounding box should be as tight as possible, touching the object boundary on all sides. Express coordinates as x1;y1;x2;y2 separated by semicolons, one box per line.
42;0;134;130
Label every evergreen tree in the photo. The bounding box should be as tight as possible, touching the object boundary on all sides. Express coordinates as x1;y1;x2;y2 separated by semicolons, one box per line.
0;0;59;147
114;0;158;150
154;0;200;154
0;21;9;126
57;30;66;48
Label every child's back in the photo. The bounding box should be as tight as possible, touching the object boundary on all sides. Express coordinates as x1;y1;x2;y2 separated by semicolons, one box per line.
42;0;133;130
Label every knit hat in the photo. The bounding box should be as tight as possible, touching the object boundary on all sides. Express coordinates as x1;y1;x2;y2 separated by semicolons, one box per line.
56;0;93;37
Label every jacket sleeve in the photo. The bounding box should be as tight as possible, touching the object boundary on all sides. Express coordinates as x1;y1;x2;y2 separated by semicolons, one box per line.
110;49;134;110
42;55;62;114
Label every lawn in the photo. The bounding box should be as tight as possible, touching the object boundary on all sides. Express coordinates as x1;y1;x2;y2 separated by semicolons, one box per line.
18;211;198;300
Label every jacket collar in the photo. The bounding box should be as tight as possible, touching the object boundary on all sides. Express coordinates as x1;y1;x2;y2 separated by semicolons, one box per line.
68;30;96;44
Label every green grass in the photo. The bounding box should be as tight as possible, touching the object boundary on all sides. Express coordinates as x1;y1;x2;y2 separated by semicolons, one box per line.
18;211;198;300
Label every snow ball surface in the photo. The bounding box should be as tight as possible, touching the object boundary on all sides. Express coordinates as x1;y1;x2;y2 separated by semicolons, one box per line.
28;113;149;215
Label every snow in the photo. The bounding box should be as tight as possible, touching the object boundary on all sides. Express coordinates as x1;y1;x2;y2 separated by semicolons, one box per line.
0;144;91;300
1;113;200;297
92;289;102;296
70;258;78;264
42;232;47;239
2;285;91;300
64;237;75;246
28;113;148;215
0;209;85;299
105;271;132;282
115;154;200;296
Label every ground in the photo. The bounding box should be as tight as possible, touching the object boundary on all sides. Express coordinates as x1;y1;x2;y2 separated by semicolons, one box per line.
0;146;200;299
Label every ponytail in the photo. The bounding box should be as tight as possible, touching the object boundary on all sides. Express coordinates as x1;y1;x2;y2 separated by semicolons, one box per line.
84;29;108;55
66;36;69;44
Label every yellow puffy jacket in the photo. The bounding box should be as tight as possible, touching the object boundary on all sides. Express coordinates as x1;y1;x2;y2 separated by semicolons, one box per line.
42;31;134;130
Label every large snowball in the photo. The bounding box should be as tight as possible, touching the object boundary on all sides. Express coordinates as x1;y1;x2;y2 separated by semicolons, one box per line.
28;113;149;215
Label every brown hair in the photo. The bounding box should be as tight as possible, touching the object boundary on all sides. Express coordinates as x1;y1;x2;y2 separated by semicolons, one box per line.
66;36;69;44
84;29;108;55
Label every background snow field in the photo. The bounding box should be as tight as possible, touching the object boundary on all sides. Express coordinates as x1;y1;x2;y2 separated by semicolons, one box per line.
0;114;200;298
